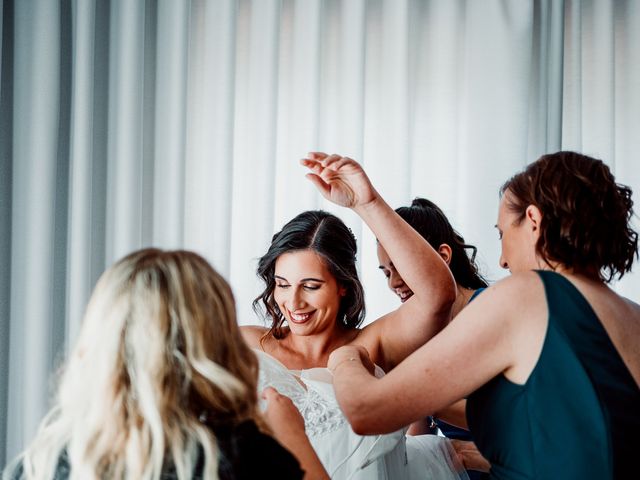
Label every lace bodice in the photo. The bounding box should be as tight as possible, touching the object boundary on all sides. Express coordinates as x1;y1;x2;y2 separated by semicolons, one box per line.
255;350;348;437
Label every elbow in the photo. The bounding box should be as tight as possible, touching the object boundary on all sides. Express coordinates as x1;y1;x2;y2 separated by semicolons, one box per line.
349;408;381;435
339;396;379;435
350;411;398;436
443;287;457;317
414;268;456;319
335;375;400;435
442;270;458;306
341;399;396;436
421;292;455;333
340;396;365;427
350;418;374;436
432;273;457;320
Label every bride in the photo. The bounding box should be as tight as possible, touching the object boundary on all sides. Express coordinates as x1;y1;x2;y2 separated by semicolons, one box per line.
242;153;470;479
255;349;467;479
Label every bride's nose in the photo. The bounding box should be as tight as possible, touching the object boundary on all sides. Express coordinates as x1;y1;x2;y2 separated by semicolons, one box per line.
289;287;306;310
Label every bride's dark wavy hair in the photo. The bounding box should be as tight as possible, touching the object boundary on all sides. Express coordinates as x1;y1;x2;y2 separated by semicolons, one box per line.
500;151;638;282
395;198;488;290
253;210;366;339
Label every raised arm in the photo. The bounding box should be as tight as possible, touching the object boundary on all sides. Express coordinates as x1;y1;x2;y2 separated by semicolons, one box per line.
301;153;456;370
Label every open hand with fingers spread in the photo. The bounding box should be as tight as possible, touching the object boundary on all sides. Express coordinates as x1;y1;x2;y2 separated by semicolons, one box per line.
300;152;379;209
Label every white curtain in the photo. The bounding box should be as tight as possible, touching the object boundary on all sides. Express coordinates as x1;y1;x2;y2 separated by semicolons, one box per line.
1;0;639;464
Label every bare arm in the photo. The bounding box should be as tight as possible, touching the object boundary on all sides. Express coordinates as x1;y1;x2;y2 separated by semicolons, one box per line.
327;273;546;434
434;399;468;430
407;400;467;435
301;153;456;370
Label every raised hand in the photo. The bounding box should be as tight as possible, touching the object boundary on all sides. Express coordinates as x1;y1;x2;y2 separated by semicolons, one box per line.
300;152;379;209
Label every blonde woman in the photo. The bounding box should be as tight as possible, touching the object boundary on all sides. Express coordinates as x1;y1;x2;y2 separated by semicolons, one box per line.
4;249;327;480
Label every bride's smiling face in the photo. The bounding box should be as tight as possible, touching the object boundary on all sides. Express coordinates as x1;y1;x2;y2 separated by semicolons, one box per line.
274;249;346;336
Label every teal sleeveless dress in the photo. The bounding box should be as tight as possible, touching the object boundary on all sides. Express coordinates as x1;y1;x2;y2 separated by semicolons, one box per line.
466;271;639;479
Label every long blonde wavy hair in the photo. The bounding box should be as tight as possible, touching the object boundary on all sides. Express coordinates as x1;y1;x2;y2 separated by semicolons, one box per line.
6;249;262;480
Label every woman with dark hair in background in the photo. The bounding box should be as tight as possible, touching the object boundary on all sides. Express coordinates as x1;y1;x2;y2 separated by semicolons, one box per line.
4;249;327;480
378;198;490;477
384;198;488;297
242;155;471;479
329;151;640;479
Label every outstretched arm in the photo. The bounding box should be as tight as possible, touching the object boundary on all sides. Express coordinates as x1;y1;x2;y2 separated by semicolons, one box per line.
301;153;456;370
327;273;545;434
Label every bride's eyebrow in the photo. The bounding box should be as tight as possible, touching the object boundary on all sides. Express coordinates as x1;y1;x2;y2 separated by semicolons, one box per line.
274;275;325;283
300;277;325;283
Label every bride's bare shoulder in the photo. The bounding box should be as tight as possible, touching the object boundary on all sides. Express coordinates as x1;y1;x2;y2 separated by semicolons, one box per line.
240;325;270;348
623;295;640;314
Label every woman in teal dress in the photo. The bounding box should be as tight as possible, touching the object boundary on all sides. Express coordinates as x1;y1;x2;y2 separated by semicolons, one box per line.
311;151;640;479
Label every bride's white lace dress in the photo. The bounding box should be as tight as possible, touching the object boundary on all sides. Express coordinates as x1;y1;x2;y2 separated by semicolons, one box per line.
256;350;468;480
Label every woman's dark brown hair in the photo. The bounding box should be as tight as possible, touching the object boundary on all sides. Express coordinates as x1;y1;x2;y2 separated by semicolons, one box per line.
500;151;638;282
253;210;366;339
395;198;488;290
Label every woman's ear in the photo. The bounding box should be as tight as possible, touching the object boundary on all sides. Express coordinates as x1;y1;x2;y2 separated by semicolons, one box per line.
438;244;453;265
525;205;542;237
338;286;347;297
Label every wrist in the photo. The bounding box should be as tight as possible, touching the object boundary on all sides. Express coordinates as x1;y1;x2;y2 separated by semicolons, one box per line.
329;356;358;373
352;190;383;215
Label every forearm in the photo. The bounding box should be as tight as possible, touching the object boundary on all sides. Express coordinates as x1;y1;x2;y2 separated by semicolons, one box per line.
268;418;328;479
434;399;468;430
332;357;415;435
330;340;474;436
286;438;329;480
